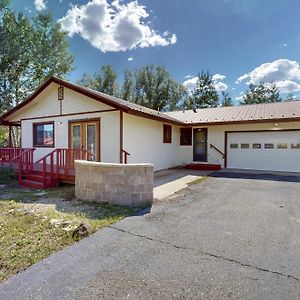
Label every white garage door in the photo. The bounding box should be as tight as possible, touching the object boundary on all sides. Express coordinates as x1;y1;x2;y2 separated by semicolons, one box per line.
227;131;300;172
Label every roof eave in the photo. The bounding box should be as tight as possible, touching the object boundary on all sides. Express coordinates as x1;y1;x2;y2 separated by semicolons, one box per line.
185;117;300;127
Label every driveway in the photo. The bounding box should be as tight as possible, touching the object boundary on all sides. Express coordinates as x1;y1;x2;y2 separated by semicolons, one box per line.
1;173;300;299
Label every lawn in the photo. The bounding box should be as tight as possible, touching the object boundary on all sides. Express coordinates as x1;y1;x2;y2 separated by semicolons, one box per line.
0;173;139;282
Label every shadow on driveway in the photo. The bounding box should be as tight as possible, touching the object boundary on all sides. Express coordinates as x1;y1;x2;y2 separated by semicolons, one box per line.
210;169;300;183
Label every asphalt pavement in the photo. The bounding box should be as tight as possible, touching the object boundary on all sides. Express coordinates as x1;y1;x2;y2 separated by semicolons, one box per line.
1;173;300;299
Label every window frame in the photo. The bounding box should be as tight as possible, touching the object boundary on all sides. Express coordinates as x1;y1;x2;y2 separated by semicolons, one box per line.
163;124;172;144
180;127;192;146
33;121;55;148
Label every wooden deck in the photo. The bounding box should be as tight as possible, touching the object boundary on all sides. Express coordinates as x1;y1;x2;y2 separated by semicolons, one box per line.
1;161;75;188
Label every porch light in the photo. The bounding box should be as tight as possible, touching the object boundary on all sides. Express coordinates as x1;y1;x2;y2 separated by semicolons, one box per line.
58;85;64;101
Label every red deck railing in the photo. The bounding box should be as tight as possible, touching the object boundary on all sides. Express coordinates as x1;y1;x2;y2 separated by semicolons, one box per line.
8;149;36;185
0;147;23;164
35;148;95;186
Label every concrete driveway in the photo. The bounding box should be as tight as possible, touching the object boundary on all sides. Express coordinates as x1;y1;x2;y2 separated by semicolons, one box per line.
1;173;300;299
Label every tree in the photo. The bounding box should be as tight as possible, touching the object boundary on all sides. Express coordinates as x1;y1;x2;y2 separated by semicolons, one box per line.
32;12;74;86
285;90;295;101
221;91;233;106
0;4;73;113
190;71;219;108
78;65;118;96
241;83;281;105
121;65;186;111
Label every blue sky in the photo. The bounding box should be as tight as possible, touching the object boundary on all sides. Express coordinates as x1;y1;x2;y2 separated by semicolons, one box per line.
10;0;300;104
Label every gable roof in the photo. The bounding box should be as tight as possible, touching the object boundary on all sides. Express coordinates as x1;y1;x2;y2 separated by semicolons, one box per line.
1;76;300;126
0;76;181;125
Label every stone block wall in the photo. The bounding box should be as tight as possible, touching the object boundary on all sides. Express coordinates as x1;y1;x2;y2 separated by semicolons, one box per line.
75;161;154;207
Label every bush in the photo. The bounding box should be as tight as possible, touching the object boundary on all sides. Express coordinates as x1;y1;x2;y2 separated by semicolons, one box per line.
0;167;17;183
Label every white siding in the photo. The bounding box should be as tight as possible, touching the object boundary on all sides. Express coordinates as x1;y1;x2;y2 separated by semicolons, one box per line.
21;110;120;162
8;83;112;122
123;114;179;171
175;122;300;168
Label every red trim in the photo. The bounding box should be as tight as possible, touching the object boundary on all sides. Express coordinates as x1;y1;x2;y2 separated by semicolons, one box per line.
21;108;118;121
120;111;124;163
163;124;172;143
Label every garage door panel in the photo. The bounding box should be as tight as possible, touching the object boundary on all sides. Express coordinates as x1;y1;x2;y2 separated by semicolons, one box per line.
227;131;300;172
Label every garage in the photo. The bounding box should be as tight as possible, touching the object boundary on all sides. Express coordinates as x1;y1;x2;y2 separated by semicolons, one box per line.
227;130;300;172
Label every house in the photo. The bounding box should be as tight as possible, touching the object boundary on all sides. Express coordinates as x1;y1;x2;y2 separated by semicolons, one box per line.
1;76;300;188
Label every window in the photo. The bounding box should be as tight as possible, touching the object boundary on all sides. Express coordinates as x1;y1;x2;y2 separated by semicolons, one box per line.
241;143;249;149
230;143;238;149
33;122;54;147
277;143;287;149
264;143;274;149
252;143;261;149
180;127;192;146
163;124;172;143
291;143;300;149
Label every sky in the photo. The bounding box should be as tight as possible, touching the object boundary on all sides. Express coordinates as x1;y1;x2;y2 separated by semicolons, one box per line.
10;0;300;104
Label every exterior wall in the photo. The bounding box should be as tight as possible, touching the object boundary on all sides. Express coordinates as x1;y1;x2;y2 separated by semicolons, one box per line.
21;111;120;162
13;85;121;163
123;114;179;171
7;83;114;122
75;161;153;207
176;121;300;168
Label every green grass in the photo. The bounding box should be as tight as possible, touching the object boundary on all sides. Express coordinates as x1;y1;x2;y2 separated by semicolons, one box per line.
0;185;138;282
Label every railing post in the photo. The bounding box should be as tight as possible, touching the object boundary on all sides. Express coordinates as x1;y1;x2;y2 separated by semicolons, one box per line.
50;153;54;183
18;157;22;185
56;150;60;178
43;158;46;187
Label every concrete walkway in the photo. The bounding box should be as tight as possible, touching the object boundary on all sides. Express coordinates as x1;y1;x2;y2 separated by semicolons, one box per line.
153;168;212;200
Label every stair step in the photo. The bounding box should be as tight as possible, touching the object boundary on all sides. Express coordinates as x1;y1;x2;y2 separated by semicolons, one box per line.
20;179;44;189
20;179;58;189
186;163;221;171
27;174;55;183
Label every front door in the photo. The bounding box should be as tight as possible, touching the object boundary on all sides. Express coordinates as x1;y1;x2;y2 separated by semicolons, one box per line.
69;119;100;161
193;128;207;162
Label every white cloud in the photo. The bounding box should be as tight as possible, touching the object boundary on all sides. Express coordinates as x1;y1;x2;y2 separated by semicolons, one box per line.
236;59;300;93
214;81;228;92
212;73;226;81
183;73;228;92
268;80;300;93
128;57;133;61
183;76;198;91
279;43;288;47
59;0;177;52
34;0;47;11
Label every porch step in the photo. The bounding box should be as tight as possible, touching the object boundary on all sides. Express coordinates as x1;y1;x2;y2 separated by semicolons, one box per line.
186;163;221;171
20;178;58;189
26;174;56;184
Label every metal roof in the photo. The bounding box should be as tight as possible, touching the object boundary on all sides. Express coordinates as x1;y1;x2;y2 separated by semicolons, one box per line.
1;76;300;126
165;101;300;125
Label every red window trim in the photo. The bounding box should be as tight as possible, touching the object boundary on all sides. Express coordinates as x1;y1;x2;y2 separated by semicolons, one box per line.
180;127;192;146
163;124;172;143
33;121;55;148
